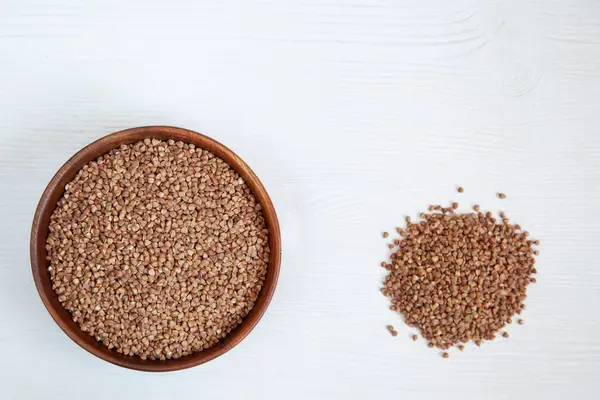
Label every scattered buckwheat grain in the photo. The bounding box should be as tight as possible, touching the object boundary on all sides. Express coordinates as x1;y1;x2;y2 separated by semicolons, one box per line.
457;186;464;193
412;334;418;341
46;139;270;360
380;201;538;351
442;352;449;359
498;193;506;199
383;232;389;238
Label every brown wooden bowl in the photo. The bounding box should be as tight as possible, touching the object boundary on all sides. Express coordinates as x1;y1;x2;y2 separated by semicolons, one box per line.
30;126;281;372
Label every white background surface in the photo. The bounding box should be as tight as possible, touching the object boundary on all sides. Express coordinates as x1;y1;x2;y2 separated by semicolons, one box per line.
1;0;600;399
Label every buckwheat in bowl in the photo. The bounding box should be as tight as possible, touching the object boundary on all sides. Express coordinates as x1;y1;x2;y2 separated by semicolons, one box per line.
30;126;281;371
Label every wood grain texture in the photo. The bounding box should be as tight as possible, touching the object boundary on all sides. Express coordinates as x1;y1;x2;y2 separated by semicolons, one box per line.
1;0;600;398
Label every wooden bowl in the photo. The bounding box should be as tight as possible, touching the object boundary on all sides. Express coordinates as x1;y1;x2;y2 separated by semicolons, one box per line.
30;126;281;372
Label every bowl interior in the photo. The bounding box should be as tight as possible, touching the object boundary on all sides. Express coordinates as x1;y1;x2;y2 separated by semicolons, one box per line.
30;126;281;371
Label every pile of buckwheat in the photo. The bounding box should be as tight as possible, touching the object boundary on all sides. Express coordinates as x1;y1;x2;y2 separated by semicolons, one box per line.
381;189;538;356
46;139;270;360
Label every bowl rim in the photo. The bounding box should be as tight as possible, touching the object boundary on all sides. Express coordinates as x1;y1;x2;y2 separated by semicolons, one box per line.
30;126;281;372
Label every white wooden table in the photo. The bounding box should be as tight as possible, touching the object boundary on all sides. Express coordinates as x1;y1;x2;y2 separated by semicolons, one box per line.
1;1;599;399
